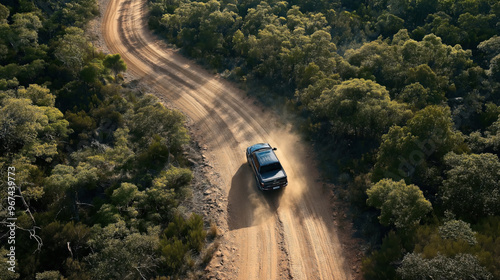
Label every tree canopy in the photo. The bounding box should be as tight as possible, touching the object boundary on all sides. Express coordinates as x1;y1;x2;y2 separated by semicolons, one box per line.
312;78;411;139
441;152;500;221
367;179;432;229
0;1;213;279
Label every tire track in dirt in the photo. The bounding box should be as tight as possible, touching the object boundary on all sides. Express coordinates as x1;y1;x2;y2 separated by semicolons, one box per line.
103;0;354;279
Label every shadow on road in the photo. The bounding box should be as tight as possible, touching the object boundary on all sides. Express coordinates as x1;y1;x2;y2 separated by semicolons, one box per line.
227;164;284;231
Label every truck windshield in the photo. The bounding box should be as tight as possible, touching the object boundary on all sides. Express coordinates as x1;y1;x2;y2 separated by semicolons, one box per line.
260;162;282;174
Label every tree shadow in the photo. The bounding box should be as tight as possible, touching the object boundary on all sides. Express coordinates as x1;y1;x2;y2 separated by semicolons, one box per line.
227;163;284;231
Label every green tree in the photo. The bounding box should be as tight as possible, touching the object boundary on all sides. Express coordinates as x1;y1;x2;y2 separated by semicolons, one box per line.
45;162;99;207
417;12;466;46
281;29;339;88
45;165;77;196
396;82;445;110
54;27;91;75
85;221;161;279
402;34;473;81
159;0;240;62
137;167;193;221
197;7;241;60
95;204;121;226
141;185;176;223
152;166;193;191
375;12;404;37
361;231;404;280
327;10;367;49
0;97;47;154
17;84;56;107
246;23;290;81
241;1;278;36
80;58;107;86
311;78;411;138
345;37;404;91
111;182;139;207
367;178;432;229
130;102;189;153
0;59;47;84
397;253;492;280
10;12;42;51
477;35;500;66
0;4;10;61
412;221;478;259
458;12;496;49
405;64;444;93
101;127;135;170
440;152;500;220
38;221;91;275
110;182;144;220
159;213;207;273
65;110;96;135
438;218;477;245
0;4;8;23
489;54;500;80
103;54;127;80
8;156;44;203
373;105;465;185
475;216;500;279
295;74;340;108
0;78;19;90
60;0;99;28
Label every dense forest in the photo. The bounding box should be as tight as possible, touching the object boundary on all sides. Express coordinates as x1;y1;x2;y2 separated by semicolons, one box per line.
148;0;500;278
0;1;218;279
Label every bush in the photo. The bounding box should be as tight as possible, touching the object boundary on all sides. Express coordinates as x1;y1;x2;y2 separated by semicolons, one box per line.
362;231;404;280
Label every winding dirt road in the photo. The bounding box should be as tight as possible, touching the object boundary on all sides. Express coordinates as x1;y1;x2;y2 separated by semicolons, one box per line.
102;0;354;279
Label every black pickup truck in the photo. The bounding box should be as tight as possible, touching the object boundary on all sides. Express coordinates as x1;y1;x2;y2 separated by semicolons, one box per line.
246;143;288;191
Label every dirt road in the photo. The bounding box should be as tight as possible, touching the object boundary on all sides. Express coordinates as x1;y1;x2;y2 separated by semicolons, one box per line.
102;0;355;279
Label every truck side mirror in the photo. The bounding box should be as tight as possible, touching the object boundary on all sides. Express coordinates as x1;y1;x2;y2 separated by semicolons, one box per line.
272;147;277;151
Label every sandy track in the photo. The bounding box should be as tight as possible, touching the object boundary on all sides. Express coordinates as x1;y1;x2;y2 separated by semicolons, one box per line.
102;0;353;279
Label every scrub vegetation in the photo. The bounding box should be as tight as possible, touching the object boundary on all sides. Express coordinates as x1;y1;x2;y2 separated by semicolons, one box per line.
0;1;214;279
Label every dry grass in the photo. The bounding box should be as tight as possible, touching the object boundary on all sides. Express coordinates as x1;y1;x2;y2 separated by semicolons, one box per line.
207;220;219;240
202;240;220;265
